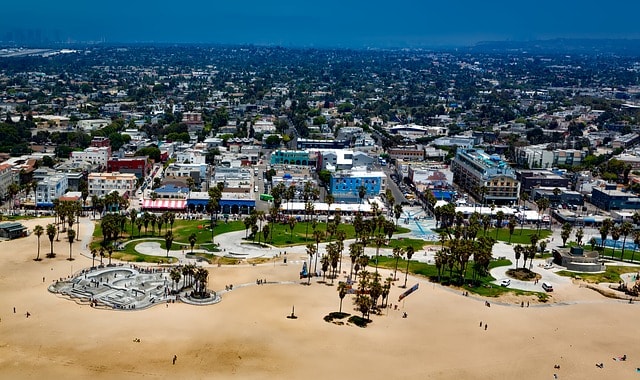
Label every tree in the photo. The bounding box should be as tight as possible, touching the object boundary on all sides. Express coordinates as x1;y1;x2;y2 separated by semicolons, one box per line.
403;246;415;288
170;267;182;292
306;243;316;285
337;281;348;313
513;244;523;269
165;230;174;257
575;227;584;246
494;211;505;239
620;221;633;260
358;185;367;204
287;216;297;242
33;225;44;261
560;223;573;247
611;225;621;259
325;194;334;224
535;197;550;232
632;230;640;263
507;216;516;244
189;233;197;253
46;224;56;258
600;218;613;250
67;229;76;261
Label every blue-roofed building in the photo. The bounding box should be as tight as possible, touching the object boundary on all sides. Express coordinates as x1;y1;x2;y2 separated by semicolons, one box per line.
329;169;386;203
35;174;68;208
451;148;520;205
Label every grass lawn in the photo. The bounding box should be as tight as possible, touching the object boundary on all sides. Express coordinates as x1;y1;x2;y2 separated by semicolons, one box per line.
259;220;410;247
366;237;431;251
90;219;244;263
373;256;528;297
477;227;552;244
556;266;640;284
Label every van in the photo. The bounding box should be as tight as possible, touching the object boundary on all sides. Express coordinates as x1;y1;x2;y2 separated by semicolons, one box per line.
542;282;554;292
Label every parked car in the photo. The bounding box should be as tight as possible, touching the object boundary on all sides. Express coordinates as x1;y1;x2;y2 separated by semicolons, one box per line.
500;278;511;287
542;282;554;292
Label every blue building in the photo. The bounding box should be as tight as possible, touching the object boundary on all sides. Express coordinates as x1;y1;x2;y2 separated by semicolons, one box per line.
270;150;314;166
591;187;640;211
329;170;386;203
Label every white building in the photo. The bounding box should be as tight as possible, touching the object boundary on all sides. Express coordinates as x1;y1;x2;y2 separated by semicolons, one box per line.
88;172;137;197
175;149;207;164
70;147;110;167
0;163;14;199
36;174;68;207
77;119;110;132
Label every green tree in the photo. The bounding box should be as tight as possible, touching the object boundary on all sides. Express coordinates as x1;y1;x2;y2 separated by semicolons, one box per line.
33;225;44;261
66;229;76;261
165;230;174;257
560;223;573;247
189;233;197;253
46;223;56;258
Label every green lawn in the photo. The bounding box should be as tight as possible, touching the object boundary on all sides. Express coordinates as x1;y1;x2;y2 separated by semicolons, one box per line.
373;256;525;297
477;227;552;245
257;220;410;247
366;237;431;251
556;266;639;284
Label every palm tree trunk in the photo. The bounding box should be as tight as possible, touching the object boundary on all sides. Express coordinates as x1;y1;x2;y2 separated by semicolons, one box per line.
403;260;410;288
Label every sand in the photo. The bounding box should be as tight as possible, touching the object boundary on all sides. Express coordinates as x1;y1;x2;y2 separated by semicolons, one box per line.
1;217;639;379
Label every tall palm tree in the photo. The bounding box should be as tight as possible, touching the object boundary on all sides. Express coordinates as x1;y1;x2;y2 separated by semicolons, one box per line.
632;230;640;263
66;229;76;261
392;246;403;281
46;223;56;258
507;216;516;243
349;242;362;280
403;246;415;288
165;230;174;257
620;221;633;261
33;225;44;261
513;244;523;269
189;233;197;253
325;194;334;224
611;225;621;259
306;243;316;285
394;204;403;227
337;281;348;313
373;234;386;273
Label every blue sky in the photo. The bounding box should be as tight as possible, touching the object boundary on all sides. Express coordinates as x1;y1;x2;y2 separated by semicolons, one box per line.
3;1;640;47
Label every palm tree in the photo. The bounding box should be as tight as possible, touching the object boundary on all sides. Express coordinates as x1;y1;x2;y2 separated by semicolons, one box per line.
611;225;621;259
337;281;348;313
494;210;505;239
392;246;403;281
33;225;44;261
600;218;613;251
507;216;516;243
632;230;640;263
66;229;76;261
306;243;316;285
325;194;334;224
189;233;197;253
513;244;523;269
358;185;367;205
165;230;174;257
394;204;403;227
620;221;633;261
136;219;143;238
170;267;182;291
91;248;97;267
535;197;550;232
373;234;385;273
287;216;297;242
349;242;362;280
46;224;56;258
403;246;415;288
575;227;584;246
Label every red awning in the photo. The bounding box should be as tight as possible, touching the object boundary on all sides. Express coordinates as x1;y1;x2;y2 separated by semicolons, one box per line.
142;199;186;210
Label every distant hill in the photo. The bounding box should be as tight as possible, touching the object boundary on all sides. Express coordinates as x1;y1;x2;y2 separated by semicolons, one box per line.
469;38;640;56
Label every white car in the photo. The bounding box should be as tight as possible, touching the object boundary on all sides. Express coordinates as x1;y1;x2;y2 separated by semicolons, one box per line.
500;278;511;287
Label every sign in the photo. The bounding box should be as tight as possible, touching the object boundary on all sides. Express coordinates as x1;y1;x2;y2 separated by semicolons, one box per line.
398;283;419;302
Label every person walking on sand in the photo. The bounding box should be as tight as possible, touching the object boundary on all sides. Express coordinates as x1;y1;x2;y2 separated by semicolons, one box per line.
173;355;177;365
484;324;488;330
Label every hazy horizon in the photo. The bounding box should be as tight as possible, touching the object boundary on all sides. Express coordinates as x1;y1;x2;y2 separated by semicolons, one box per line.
3;1;640;48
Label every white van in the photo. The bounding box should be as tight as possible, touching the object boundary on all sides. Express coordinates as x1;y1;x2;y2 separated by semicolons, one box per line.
542;282;554;292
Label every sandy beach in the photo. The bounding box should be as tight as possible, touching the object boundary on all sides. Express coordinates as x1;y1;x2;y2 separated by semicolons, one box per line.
1;217;639;379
